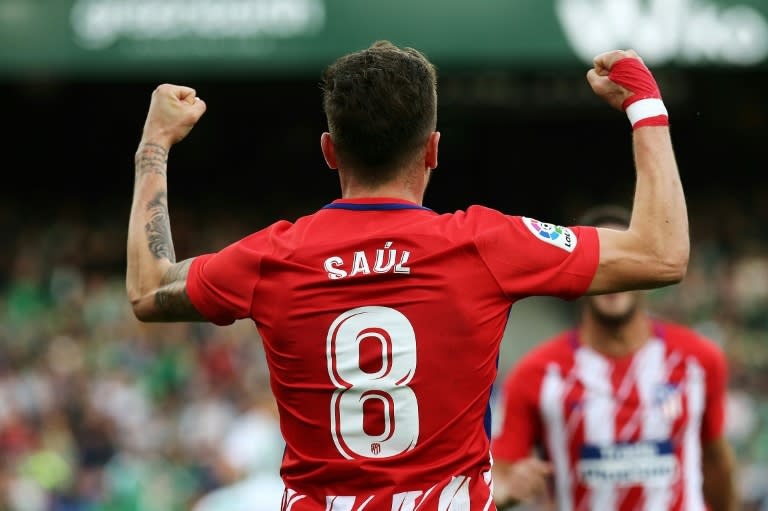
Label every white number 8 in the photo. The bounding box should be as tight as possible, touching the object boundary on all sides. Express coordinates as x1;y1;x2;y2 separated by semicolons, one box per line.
327;306;419;459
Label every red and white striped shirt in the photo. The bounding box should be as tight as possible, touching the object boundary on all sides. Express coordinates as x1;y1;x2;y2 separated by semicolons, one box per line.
491;321;727;511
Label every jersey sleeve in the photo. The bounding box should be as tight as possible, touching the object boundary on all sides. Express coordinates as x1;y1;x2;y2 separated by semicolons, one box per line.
186;230;269;326
700;339;728;443
471;207;600;300
491;361;543;462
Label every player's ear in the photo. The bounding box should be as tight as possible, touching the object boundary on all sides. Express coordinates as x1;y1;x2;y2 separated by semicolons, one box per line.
321;132;338;170
425;131;440;170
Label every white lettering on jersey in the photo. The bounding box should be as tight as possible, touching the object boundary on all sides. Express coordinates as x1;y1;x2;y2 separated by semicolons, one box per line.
374;242;397;273
325;256;348;280
522;217;577;253
323;242;412;280
327;307;419;459
350;251;371;277
394;250;411;274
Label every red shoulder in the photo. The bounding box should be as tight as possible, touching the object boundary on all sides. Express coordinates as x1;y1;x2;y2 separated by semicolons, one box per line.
657;320;727;369
434;205;510;234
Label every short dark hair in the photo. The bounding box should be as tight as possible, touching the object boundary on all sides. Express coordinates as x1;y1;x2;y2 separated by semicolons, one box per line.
321;40;438;186
577;204;632;229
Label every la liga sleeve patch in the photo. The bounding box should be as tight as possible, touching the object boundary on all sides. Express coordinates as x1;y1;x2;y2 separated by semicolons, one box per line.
522;217;578;253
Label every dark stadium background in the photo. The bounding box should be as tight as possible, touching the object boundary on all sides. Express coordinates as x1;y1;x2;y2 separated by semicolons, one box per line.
2;2;768;509
2;68;764;226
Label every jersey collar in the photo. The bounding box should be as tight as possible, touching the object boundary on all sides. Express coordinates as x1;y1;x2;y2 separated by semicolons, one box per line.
323;198;433;211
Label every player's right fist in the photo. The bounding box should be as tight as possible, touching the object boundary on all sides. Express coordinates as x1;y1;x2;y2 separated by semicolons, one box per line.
587;50;668;129
141;84;207;150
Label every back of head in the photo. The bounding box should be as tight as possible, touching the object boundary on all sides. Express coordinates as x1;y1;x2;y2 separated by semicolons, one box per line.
578;204;631;230
321;40;438;186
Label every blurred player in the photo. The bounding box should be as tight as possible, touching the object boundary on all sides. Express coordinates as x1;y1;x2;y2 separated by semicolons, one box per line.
126;42;689;510
491;206;737;511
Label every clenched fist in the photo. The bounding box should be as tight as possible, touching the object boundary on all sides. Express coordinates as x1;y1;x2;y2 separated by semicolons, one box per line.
586;49;641;111
494;457;553;507
141;84;207;150
587;49;669;129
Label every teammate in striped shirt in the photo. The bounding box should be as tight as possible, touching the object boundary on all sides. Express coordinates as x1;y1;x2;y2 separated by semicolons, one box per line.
126;44;690;510
491;206;737;511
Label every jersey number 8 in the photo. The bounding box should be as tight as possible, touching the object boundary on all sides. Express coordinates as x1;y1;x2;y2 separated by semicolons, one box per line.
326;306;419;459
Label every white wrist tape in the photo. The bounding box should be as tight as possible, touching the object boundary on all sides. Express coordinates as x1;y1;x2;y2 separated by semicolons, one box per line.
626;98;668;127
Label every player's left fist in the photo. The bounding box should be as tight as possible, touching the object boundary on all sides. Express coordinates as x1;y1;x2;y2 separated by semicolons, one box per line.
141;84;207;149
586;49;640;111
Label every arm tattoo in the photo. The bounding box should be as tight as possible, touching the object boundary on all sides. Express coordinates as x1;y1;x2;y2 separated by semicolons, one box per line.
145;191;176;261
155;258;203;320
135;143;168;178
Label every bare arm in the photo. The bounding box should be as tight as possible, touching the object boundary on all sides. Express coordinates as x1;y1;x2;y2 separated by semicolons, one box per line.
584;51;689;294
588;126;688;293
702;437;738;511
126;84;207;322
492;457;552;509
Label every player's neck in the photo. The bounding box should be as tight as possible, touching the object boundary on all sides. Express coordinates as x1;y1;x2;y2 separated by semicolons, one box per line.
338;167;428;205
579;309;652;359
341;186;424;204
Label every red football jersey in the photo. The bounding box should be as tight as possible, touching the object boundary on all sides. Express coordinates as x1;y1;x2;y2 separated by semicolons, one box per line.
186;198;599;510
491;321;728;511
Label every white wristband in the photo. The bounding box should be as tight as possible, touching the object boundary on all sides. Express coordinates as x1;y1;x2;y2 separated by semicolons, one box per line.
626;98;668;126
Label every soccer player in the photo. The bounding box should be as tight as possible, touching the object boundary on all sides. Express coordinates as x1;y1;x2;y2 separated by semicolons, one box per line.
126;42;689;510
490;207;737;511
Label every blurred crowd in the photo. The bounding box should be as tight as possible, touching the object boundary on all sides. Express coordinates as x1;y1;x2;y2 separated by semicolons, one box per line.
0;194;766;510
0;206;285;511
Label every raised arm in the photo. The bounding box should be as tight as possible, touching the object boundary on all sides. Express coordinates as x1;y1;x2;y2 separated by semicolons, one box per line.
585;50;689;294
126;84;207;322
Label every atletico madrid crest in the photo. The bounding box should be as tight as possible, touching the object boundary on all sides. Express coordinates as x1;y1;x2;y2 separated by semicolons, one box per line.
653;383;683;421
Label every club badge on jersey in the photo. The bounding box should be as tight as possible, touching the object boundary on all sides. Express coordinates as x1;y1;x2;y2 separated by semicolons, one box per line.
522;217;578;253
654;383;683;421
